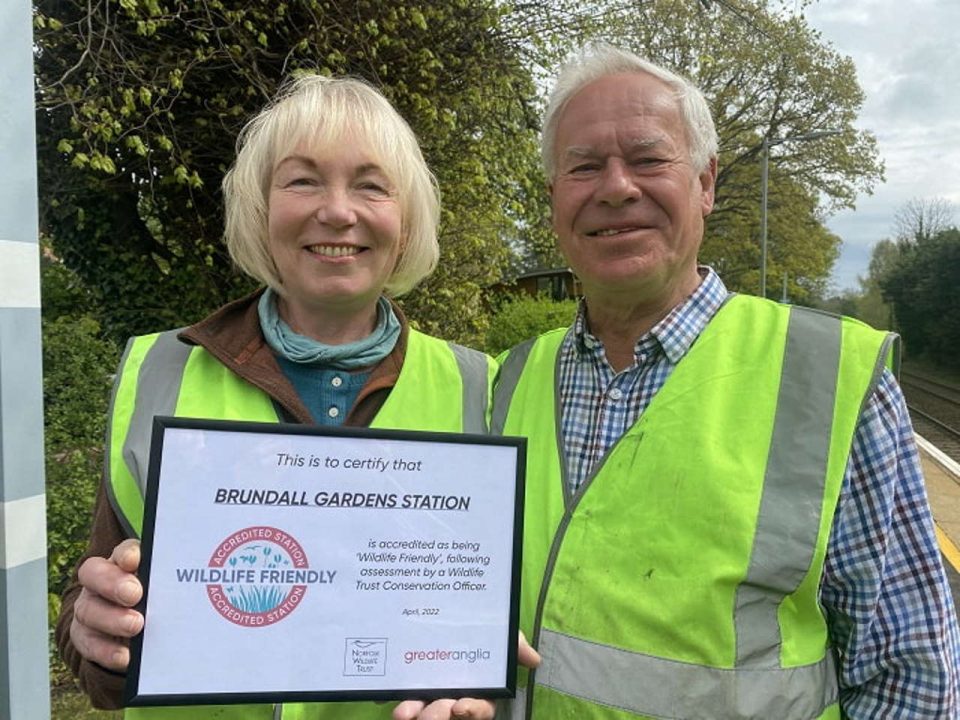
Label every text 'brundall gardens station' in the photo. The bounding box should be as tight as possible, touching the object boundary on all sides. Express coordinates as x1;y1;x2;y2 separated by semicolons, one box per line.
214;487;472;510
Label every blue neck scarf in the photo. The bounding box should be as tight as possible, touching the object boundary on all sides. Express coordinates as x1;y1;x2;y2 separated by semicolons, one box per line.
257;288;400;369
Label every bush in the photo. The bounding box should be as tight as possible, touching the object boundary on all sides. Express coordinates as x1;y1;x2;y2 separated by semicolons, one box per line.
485;295;577;356
43;314;119;604
882;229;960;368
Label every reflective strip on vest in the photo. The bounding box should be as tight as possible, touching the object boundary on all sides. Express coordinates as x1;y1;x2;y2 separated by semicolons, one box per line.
448;341;491;434
497;688;527;720
734;308;840;665
496;304;853;718
536;628;837;720
122;330;193;498
492;337;537;436
103;336;141;539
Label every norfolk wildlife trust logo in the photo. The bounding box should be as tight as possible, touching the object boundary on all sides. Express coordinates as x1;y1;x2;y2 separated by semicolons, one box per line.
175;526;337;627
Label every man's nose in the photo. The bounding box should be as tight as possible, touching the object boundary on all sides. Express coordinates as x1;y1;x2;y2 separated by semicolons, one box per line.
597;160;640;207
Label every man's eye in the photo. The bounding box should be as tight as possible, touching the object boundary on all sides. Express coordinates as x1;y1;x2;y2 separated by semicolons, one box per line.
570;163;600;174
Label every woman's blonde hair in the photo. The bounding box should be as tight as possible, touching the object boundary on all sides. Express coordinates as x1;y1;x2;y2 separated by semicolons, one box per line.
222;74;440;297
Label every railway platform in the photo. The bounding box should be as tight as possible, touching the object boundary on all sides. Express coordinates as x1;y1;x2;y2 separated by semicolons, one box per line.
916;435;960;603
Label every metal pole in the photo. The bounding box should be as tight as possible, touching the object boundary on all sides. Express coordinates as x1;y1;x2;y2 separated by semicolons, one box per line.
781;272;788;303
760;137;769;298
759;130;841;300
0;0;51;718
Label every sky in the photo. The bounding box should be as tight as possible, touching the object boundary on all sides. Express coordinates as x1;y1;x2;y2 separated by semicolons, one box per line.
801;0;960;292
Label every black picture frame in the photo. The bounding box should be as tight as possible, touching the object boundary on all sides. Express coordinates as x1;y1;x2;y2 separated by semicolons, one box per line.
123;416;526;708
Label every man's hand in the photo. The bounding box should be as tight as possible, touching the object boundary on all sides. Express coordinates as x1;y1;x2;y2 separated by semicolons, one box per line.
69;539;144;672
392;632;540;720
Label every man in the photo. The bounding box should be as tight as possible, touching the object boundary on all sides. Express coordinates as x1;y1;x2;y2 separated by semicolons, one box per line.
491;44;960;718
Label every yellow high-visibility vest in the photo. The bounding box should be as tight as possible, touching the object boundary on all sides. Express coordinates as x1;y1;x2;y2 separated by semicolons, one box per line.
105;328;494;720
493;295;896;719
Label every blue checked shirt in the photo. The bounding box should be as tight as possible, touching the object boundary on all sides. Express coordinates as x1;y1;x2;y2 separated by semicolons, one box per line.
558;267;960;717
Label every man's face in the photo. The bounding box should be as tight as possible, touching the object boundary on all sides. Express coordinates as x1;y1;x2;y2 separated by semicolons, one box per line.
549;72;716;310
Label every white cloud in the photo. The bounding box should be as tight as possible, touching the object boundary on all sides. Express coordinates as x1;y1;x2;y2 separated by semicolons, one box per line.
804;0;960;290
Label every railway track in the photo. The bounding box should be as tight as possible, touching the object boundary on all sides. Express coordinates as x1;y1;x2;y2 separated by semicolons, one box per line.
901;370;960;461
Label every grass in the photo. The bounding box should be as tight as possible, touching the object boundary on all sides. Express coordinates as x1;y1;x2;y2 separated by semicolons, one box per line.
51;684;122;720
51;669;122;720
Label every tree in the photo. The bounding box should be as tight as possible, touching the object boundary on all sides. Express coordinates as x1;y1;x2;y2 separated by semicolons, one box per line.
35;0;545;346
882;228;960;366
35;0;884;338
894;197;957;244
853;238;899;329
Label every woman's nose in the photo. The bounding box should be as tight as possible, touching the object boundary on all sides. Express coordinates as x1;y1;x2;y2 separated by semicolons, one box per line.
314;188;357;228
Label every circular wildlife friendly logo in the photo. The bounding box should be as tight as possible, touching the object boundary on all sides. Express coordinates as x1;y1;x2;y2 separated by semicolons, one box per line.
205;526;309;627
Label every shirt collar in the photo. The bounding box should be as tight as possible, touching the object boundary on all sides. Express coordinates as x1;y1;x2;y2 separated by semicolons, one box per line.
572;267;730;365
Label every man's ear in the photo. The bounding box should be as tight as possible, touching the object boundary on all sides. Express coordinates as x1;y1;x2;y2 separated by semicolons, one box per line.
699;157;718;217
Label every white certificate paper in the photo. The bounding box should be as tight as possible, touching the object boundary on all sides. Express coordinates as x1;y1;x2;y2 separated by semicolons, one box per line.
124;417;525;707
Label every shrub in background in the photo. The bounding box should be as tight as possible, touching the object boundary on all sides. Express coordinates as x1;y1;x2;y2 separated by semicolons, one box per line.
42;257;119;684
44;314;118;600
485;295;578;356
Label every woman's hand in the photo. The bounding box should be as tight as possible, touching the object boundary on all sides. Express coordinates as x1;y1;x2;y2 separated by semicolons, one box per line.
69;539;144;672
393;698;493;720
392;632;541;720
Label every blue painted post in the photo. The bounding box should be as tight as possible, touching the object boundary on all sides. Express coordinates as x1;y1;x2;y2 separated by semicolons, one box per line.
0;0;52;718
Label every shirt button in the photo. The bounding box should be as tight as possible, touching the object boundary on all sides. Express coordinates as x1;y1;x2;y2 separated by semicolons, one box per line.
331;376;343;388
608;388;623;401
327;406;340;418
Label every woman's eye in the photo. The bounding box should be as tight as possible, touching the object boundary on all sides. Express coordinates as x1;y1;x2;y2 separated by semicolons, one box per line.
358;181;391;195
285;176;315;187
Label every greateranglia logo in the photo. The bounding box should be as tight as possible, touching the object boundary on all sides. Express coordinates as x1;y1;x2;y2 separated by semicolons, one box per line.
402;647;492;665
174;525;336;627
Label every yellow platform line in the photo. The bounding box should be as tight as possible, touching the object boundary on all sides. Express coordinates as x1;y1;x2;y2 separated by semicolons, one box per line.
936;523;960;573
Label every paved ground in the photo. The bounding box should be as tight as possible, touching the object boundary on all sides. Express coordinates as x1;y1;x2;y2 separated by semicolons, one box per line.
918;439;960;610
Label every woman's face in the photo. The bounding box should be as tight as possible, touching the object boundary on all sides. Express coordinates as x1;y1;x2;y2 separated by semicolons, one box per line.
267;138;402;332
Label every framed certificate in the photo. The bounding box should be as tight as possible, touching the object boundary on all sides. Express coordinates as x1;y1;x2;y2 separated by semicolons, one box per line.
124;417;525;707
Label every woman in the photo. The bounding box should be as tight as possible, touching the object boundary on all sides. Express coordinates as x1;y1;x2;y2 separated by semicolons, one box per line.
55;75;507;720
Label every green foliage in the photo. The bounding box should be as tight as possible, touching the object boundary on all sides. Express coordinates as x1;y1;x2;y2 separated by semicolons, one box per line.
40;245;99;320
813;238;899;329
881;228;960;367
852;238;899;329
51;683;122;720
814;291;860;319
34;0;546;346
485;295;577;356
34;0;882;342
42;258;119;601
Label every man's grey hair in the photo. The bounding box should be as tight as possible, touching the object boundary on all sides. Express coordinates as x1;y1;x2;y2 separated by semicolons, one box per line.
541;44;719;179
